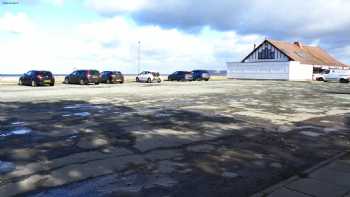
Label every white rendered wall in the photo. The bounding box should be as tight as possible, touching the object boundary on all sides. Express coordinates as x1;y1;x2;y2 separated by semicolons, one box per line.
227;62;290;80
288;61;313;81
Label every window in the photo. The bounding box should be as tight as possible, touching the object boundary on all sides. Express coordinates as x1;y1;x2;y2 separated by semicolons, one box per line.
90;70;100;75
258;46;275;60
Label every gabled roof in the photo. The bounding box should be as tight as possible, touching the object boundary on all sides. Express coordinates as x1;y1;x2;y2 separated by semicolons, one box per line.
243;39;349;67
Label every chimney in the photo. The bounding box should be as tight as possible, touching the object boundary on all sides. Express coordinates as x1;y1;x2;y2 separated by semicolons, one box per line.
294;41;303;49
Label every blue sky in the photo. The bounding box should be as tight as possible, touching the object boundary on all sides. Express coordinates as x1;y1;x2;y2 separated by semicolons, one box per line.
0;0;349;74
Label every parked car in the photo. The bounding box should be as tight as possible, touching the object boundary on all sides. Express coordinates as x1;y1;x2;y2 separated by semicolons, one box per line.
64;70;100;85
168;71;193;81
321;69;350;83
136;71;162;83
192;70;210;81
19;70;55;87
100;71;124;84
313;73;326;81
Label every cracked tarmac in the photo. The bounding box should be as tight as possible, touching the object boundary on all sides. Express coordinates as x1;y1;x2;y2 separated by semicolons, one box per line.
0;80;350;197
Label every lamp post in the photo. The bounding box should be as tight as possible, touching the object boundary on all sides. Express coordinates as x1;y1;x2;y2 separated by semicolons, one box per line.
137;41;141;74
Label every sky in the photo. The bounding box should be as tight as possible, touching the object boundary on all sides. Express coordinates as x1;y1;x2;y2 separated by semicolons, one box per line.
0;0;349;74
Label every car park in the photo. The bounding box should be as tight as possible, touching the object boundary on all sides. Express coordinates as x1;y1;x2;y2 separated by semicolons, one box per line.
136;71;162;83
18;70;55;87
100;71;124;84
192;70;210;81
322;69;350;83
168;71;193;81
64;70;100;85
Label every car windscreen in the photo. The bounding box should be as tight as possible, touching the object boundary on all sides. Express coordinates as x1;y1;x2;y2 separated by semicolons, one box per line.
193;70;208;74
37;71;52;77
152;72;160;77
88;70;100;75
112;71;122;75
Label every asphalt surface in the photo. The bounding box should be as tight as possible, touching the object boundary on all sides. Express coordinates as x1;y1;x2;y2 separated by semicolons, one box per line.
0;80;350;197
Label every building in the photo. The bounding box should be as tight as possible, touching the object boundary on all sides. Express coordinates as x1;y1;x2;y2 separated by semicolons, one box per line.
227;39;349;81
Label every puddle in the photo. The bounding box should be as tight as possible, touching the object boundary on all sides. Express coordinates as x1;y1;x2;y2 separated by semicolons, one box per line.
11;122;26;126
64;104;106;110
300;131;322;137
154;113;172;118
0;128;32;137
0;161;16;174
63;112;91;117
73;112;91;117
222;171;239;178
64;105;85;109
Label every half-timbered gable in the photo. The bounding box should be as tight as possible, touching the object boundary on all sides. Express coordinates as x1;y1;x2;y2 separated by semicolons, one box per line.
243;41;289;63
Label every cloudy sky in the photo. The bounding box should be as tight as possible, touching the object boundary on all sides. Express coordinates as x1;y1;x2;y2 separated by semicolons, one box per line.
0;0;349;74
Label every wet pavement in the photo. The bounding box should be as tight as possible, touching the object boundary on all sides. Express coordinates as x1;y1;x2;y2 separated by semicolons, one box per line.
0;80;349;196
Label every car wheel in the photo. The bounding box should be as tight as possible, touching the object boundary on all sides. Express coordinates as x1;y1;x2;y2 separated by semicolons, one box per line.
136;77;140;82
64;78;69;84
31;80;37;87
95;82;99;85
50;82;55;86
18;79;23;86
120;80;124;84
205;79;209;81
80;79;86;85
340;78;349;83
147;78;152;83
158;79;161;83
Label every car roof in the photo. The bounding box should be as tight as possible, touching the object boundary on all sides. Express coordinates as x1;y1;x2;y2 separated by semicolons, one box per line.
30;70;52;73
143;71;159;73
192;70;208;72
76;69;99;72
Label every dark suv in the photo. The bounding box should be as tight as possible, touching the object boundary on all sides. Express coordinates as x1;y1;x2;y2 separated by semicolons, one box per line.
19;70;55;87
64;70;100;85
192;70;210;81
168;71;193;81
100;71;124;84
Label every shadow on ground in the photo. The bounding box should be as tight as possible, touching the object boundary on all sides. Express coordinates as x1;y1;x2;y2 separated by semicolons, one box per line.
0;100;349;197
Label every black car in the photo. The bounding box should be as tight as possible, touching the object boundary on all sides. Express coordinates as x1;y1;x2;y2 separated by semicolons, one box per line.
64;70;100;85
19;70;55;87
192;70;210;81
100;71;124;84
168;71;193;81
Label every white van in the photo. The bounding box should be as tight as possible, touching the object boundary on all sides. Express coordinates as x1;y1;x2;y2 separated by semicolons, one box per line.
320;69;350;83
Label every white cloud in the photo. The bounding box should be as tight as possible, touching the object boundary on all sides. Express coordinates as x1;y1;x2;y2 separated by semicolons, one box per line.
0;13;263;74
76;17;263;73
50;0;64;6
0;12;36;34
85;0;148;13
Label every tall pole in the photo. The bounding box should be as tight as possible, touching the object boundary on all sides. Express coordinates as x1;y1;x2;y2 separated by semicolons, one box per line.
137;41;141;74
